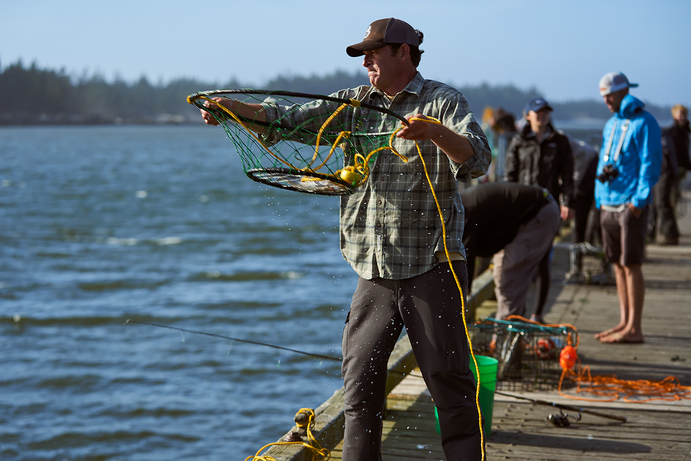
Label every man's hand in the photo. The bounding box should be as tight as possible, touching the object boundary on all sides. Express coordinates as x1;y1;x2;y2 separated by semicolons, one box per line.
396;114;437;141
561;206;575;221
397;113;476;164
200;97;232;126
628;203;642;218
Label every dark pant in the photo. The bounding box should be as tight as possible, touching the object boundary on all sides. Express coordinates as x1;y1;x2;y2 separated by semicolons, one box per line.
573;192;595;245
533;248;552;317
341;261;482;461
649;171;680;242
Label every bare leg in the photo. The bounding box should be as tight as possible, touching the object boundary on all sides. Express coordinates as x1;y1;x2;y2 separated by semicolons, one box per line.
595;263;629;339
601;264;645;343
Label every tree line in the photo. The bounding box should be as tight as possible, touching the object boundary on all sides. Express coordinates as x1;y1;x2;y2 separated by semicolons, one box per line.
0;60;670;125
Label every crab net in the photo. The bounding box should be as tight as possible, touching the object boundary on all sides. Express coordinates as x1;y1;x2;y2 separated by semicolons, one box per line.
187;89;411;196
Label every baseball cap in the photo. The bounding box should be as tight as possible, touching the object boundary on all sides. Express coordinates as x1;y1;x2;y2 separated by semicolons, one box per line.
599;72;639;96
525;98;553;114
346;18;420;57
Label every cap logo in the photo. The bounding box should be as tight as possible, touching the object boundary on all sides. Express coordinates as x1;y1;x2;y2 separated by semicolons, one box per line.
364;25;372;39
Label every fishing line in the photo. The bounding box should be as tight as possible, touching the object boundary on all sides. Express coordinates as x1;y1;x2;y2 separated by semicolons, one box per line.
125;319;341;363
124;319;422;379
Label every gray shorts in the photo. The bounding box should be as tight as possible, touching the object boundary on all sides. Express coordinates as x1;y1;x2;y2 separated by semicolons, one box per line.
600;205;648;266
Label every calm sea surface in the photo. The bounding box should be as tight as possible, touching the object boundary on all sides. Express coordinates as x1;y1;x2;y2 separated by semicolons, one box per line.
0;125;354;460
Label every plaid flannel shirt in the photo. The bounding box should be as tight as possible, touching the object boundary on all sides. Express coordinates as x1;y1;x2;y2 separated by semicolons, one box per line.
262;72;491;279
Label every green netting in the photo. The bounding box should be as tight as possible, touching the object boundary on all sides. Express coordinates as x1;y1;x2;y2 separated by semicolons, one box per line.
470;317;579;391
187;89;411;195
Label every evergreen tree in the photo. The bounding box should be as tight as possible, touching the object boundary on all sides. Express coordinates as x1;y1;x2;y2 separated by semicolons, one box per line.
0;60;671;125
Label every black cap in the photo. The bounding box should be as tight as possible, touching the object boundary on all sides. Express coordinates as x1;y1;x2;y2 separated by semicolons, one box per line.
525;98;553;114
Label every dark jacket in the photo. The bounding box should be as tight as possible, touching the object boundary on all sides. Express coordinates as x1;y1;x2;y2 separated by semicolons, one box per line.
505;123;574;208
668;119;691;170
461;182;551;286
661;129;680;178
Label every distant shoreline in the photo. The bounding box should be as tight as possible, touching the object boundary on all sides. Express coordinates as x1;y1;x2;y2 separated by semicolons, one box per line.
0;118;676;132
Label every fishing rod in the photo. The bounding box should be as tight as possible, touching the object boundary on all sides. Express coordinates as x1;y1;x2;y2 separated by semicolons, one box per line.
495;390;627;423
125;319;342;363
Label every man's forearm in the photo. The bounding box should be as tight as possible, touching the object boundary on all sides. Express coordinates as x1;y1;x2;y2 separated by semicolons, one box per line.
217;99;267;124
430;124;477;164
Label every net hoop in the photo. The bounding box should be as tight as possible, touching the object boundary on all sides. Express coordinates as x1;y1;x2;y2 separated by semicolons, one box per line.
246;168;355;196
187;89;410;127
188;89;412;196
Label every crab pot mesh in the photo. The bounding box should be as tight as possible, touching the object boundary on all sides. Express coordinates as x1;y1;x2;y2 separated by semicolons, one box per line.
470;318;578;391
187;89;410;196
565;242;615;285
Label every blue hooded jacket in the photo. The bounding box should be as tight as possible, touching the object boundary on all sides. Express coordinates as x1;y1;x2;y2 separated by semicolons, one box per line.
595;94;662;209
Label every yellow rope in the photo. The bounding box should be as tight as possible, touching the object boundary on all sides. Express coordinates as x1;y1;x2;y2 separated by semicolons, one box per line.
191;94;409;187
244;408;330;461
407;116;485;461
310;103;352;170
207;103;485;459
193;95;298;170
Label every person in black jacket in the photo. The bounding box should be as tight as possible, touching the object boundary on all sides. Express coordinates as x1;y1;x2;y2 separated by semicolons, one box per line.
648;130;680;245
669;104;691;174
461;183;560;320
504;98;574;323
568;136;598;242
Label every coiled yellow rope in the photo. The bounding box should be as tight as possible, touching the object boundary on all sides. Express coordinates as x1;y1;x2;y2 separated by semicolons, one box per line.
244;408;330;461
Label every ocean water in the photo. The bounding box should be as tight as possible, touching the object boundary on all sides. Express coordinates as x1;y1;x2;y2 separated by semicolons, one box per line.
0;125;354;460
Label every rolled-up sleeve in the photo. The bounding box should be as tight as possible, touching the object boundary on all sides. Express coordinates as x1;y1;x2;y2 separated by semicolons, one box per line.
442;93;492;182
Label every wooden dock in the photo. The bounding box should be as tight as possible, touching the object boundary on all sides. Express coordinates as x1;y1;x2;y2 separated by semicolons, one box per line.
261;190;691;460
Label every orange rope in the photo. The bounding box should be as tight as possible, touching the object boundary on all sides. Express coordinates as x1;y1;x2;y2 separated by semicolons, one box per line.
559;364;691;403
500;315;691;403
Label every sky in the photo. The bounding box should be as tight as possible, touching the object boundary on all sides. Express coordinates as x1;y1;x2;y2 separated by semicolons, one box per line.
2;0;690;108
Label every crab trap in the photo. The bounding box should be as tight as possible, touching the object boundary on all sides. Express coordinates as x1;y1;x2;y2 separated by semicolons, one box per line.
187;89;411;196
469;317;578;391
563;242;614;286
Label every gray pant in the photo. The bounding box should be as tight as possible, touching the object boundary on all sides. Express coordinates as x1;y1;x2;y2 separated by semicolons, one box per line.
341;261;482;461
493;196;561;320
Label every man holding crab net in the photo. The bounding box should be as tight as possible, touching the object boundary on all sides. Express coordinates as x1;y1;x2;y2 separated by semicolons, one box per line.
199;17;491;460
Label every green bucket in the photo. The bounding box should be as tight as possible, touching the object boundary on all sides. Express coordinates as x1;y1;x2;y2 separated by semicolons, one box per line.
435;355;498;436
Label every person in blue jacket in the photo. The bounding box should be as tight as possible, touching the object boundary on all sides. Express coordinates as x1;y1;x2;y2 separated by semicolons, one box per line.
594;72;662;344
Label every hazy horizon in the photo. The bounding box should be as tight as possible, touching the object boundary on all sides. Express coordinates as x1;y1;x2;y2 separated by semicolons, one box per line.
2;0;690;107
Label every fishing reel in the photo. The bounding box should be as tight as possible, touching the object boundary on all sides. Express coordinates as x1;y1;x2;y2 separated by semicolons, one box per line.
547;408;581;427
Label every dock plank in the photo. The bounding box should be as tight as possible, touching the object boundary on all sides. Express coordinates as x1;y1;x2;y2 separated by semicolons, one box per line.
262;190;691;460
